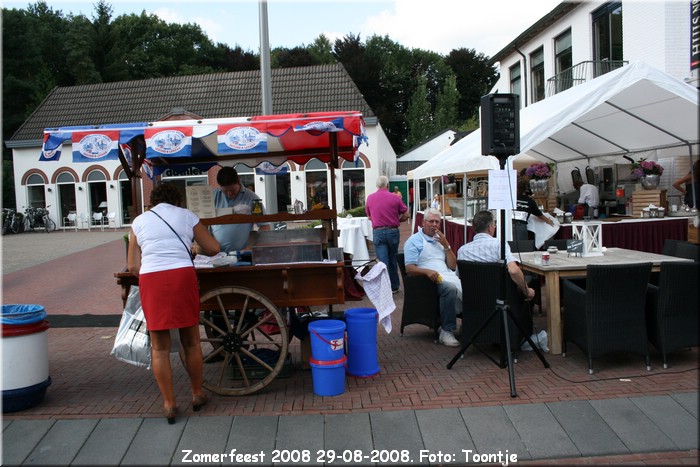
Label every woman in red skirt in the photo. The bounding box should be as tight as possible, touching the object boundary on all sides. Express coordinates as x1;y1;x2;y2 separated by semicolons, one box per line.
128;183;220;424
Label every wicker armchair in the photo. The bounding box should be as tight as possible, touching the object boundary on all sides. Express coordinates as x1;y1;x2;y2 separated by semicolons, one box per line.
562;263;652;374
397;252;441;339
457;260;533;367
508;239;542;314
645;261;699;368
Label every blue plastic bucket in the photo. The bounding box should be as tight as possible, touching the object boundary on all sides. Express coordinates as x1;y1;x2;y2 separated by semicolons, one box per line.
308;319;346;362
345;308;380;377
309;356;346;396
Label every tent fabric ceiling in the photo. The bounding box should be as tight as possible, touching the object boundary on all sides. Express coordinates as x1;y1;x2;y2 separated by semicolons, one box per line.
412;62;699;181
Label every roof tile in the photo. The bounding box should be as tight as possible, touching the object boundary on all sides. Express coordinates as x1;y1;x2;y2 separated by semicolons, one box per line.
10;63;374;142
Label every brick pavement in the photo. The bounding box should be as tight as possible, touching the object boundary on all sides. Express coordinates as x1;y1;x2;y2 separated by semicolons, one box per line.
2;219;698;464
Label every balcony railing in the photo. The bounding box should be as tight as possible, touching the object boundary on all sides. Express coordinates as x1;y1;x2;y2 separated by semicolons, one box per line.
546;60;628;97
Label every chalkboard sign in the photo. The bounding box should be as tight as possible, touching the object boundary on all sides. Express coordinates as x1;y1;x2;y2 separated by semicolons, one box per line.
567;239;583;256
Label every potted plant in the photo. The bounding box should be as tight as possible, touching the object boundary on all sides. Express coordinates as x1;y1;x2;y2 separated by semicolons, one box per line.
525;162;555;195
631;158;664;189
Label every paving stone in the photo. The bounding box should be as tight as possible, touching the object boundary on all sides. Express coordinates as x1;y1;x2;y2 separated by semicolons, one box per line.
415;408;475;465
1;419;56;466
505;403;579;459
672;392;699;419
460;405;531;461
226;415;278;467
547;400;627;456
370;411;425;462
630;395;700;450
276;415;324;466
590;398;675;452
324;412;373;458
71;418;143;466
23;419;98;465
172;416;233;466
121;417;185;465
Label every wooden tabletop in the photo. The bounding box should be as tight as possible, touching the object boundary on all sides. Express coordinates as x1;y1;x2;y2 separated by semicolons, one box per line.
517;247;692;272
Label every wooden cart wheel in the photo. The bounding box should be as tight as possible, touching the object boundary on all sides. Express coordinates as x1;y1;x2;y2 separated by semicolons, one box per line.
197;286;289;396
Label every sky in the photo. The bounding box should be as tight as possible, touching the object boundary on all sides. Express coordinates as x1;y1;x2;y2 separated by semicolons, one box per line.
2;0;564;58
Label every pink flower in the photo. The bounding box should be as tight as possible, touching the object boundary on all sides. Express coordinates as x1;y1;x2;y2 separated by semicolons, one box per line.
631;158;664;177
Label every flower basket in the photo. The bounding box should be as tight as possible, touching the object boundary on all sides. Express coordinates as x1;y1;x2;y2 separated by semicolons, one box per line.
525;162;555;181
631;159;664;190
525;163;555;196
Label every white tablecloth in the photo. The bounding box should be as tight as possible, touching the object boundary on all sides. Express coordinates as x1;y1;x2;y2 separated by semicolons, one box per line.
338;225;370;261
337;217;373;241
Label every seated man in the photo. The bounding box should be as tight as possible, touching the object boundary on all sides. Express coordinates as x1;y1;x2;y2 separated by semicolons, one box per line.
210;166;269;252
403;208;462;347
457;210;535;301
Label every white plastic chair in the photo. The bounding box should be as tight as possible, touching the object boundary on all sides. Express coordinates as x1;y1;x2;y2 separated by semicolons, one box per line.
92;212;104;231
78;213;91;231
106;212;117;230
63;212;78;231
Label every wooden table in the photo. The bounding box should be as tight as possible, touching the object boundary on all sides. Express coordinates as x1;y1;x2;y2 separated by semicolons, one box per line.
518;248;692;355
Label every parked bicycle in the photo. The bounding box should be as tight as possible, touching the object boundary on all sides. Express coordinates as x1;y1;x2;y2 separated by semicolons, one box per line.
2;208;21;235
23;205;57;233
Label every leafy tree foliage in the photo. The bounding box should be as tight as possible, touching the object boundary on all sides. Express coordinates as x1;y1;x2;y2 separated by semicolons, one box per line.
2;1;498;162
445;48;498;122
271;46;317;68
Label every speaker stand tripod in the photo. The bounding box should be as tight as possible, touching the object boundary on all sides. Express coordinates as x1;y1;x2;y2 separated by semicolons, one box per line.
446;163;549;397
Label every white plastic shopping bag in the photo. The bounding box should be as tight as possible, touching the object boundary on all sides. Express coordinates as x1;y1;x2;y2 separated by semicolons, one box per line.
111;285;151;369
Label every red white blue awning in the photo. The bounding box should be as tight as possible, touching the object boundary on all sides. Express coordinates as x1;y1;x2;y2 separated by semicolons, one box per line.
41;111;367;177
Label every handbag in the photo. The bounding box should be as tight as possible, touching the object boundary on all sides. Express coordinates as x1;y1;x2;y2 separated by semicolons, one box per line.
111;285;151;368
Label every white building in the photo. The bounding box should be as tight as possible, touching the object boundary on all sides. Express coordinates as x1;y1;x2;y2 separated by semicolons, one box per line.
487;0;699;198
6;64;396;228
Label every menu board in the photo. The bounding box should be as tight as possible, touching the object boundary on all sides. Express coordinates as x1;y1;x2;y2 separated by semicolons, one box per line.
567;239;583;256
186;185;216;219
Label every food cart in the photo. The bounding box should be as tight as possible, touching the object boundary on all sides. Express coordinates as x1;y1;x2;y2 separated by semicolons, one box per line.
43;111;367;395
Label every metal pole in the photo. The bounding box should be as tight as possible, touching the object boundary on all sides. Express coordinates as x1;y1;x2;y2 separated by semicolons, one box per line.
259;0;272;116
258;0;277;212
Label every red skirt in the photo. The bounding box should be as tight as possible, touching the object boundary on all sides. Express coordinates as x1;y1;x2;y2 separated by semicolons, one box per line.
139;267;200;331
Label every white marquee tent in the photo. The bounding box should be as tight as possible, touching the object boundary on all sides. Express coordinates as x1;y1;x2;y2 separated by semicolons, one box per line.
412;61;699;194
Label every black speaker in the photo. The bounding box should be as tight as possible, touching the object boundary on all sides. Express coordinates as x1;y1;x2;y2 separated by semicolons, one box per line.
481;93;520;158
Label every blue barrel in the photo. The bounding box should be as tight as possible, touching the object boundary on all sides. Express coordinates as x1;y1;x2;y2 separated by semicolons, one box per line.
345;308;380;377
309;356;347;396
308;319;346;362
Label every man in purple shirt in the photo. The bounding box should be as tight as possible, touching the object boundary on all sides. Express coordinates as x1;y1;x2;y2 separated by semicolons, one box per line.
365;176;409;293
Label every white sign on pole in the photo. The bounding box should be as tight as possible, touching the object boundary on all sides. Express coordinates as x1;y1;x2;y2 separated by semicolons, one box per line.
487;169;517;210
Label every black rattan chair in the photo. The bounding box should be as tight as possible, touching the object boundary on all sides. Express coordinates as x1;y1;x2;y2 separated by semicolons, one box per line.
397;252;441;340
562;262;653;374
457;260;533;367
508;239;542;314
645;261;699;368
508;239;536;253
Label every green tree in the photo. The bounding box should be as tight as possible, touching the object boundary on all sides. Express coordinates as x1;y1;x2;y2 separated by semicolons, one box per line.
405;75;434;148
445;48;498;122
271;46;317;68
307;34;336;65
434;74;460;131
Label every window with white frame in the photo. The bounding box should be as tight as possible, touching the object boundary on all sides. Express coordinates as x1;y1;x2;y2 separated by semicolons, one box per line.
26;173;46;208
592;2;623;75
530;48;545;103
554;29;573;92
509;63;522;106
56;171;76;221
304;159;328;208
342;159;365;210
